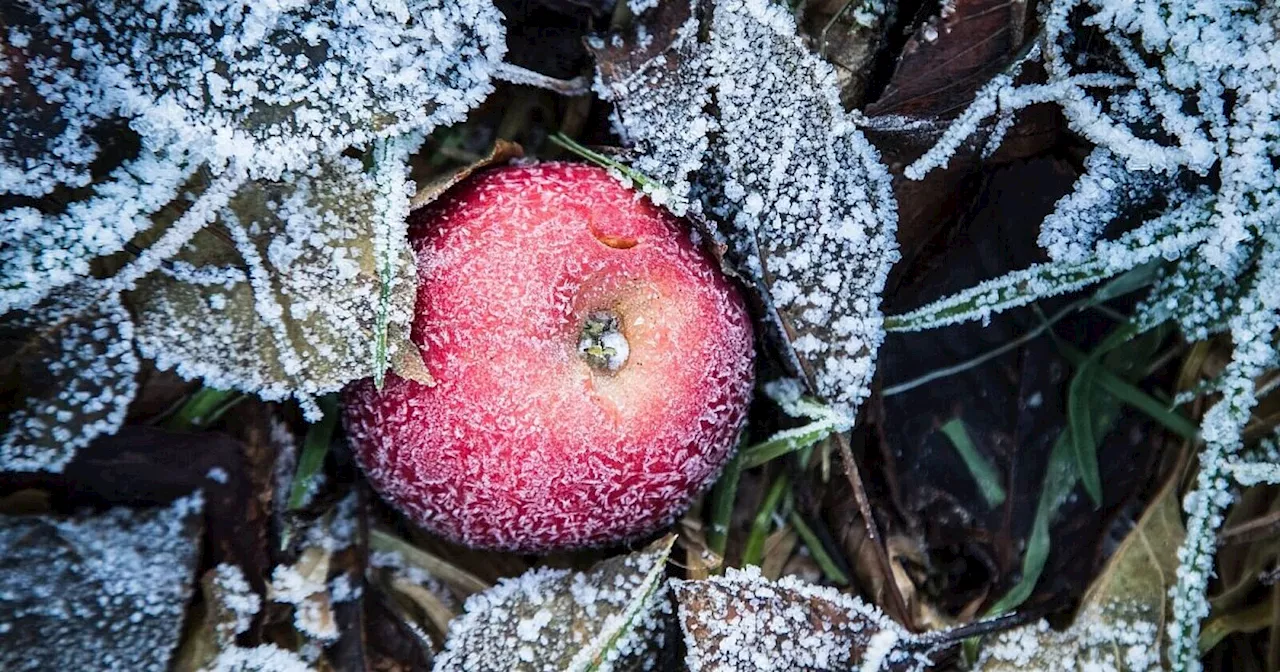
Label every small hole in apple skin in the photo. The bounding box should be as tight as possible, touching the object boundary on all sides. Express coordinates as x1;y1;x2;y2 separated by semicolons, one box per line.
588;219;638;249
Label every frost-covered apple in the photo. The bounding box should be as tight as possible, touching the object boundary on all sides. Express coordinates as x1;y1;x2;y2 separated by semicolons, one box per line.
344;163;754;551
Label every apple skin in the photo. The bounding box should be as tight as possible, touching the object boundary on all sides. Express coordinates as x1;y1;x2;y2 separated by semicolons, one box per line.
344;162;754;551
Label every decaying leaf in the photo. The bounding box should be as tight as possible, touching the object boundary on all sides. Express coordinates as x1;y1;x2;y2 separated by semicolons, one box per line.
976;479;1185;671
434;535;676;672
270;493;361;643
176;564;267;672
1;288;139;472
674;565;936;671
593;0;899;419
410;139;525;212
130;151;418;420
0;494;204;672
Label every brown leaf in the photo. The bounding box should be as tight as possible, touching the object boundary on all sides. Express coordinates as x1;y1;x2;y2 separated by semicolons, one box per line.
409;139;524;212
975;478;1184;671
0;289;139;472
0;496;204;672
0;423;274;595
674;566;939;671
865;0;1030;119
129;153;418;417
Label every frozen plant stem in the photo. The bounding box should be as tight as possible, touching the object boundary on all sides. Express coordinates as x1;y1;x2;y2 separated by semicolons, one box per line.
494;63;591;96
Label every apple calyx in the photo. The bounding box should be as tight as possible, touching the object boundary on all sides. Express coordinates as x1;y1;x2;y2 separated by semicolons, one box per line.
578;310;630;373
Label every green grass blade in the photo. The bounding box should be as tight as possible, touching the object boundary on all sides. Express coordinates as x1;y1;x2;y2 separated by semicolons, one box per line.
742;474;790;567
1061;342;1200;441
1068;362;1104;506
986;433;1080;615
939;418;1007;508
163;387;243;430
788;511;850;585
740;419;839;469
707;451;744;558
287;394;340;511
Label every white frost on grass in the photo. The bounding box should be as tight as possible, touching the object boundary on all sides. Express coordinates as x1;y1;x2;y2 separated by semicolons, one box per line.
0;495;204;672
894;0;1280;668
596;0;899;419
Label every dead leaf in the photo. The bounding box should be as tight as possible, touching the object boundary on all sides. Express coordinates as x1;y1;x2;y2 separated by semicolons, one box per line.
409;140;524;212
674;565;939;671
0;289;139;472
593;0;899;419
865;0;1030;119
0;495;204;672
129;153;417;418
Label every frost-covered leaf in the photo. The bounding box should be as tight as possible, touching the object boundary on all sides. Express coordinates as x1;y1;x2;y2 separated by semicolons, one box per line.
0;494;204;672
3;0;503;315
434;535;675;672
130;149;418;420
1;288;139;472
976;479;1184;671
0;4;112;198
594;0;899;418
674;565;936;671
0;148;199;315
29;0;505;180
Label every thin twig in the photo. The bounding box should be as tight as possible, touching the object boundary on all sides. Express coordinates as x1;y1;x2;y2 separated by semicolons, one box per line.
494;63;592;96
833;431;911;625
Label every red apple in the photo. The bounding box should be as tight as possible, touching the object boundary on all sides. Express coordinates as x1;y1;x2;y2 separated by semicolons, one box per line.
343;162;754;551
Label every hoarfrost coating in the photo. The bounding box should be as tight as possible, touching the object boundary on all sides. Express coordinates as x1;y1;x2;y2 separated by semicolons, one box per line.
674;566;934;671
594;0;899;420
433;538;673;672
3;0;505;467
0;495;204;672
2;0;503;315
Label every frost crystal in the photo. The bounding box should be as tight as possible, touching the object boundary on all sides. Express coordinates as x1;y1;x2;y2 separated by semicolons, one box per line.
674;566;933;672
434;537;674;672
0;495;204;672
1;289;140;472
201;563;314;672
594;0;899;418
211;564;262;642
